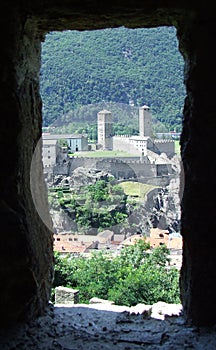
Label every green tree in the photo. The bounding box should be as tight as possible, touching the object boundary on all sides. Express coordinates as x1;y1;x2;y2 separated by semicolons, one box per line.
87;180;109;202
53;240;180;305
58;138;69;148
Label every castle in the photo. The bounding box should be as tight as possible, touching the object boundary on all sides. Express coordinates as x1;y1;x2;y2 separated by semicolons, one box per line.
97;106;175;159
45;106;178;183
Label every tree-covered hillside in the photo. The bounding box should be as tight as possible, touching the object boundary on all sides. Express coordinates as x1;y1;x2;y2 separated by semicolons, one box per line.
40;26;185;132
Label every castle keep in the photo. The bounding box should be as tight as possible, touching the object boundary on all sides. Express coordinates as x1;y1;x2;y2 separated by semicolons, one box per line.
139;105;152;137
97;110;113;150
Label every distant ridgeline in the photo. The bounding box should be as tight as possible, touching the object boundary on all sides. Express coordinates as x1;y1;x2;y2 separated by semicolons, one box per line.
40;26;185;132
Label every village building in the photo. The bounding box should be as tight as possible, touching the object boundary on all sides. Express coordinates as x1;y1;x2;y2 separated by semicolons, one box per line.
53;235;90;256
121;228;182;252
119;229;182;268
42;139;59;168
54;228;182;262
42;133;88;152
53;230;115;256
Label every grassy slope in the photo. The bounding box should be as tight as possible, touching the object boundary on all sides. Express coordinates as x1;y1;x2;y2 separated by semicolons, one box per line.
120;181;158;200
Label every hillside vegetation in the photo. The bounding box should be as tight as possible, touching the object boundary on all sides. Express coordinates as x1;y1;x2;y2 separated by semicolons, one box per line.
48;179;129;233
40;26;185;132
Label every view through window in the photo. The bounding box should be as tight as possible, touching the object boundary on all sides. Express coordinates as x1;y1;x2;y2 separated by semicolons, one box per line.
33;26;185;306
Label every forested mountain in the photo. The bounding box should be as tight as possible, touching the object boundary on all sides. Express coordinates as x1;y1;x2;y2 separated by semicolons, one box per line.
40;26;185;132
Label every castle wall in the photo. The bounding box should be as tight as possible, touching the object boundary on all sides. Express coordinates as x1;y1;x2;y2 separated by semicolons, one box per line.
112;136;175;159
67;157;157;180
69;157;97;173
154;140;175;158
113;135;137;155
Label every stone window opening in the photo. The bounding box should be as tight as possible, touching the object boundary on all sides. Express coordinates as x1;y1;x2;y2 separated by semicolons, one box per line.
37;19;216;328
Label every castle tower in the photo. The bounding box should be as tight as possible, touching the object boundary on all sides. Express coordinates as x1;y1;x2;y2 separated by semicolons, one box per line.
97;110;113;150
139;105;152;137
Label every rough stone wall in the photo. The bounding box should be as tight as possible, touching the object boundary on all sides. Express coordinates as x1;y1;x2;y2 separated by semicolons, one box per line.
1;0;216;328
0;7;53;327
177;14;216;326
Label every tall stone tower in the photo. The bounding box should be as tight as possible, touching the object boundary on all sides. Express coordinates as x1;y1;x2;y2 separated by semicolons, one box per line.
139;105;152;137
97;110;113;150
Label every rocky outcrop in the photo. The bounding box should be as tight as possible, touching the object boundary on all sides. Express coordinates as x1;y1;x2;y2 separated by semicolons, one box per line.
148;178;181;233
49;165;181;237
52;167;112;189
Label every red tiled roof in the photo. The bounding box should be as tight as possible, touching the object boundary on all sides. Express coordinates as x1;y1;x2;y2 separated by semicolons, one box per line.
150;228;169;238
53;234;91;253
167;237;182;250
121;235;144;246
120;230;182;250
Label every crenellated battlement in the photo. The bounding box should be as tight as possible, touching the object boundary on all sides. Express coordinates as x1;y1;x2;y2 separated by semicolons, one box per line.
113;135;131;139
72;156;143;164
154;139;175;144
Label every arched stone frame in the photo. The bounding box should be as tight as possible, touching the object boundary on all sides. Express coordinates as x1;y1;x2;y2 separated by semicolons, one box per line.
0;1;216;327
